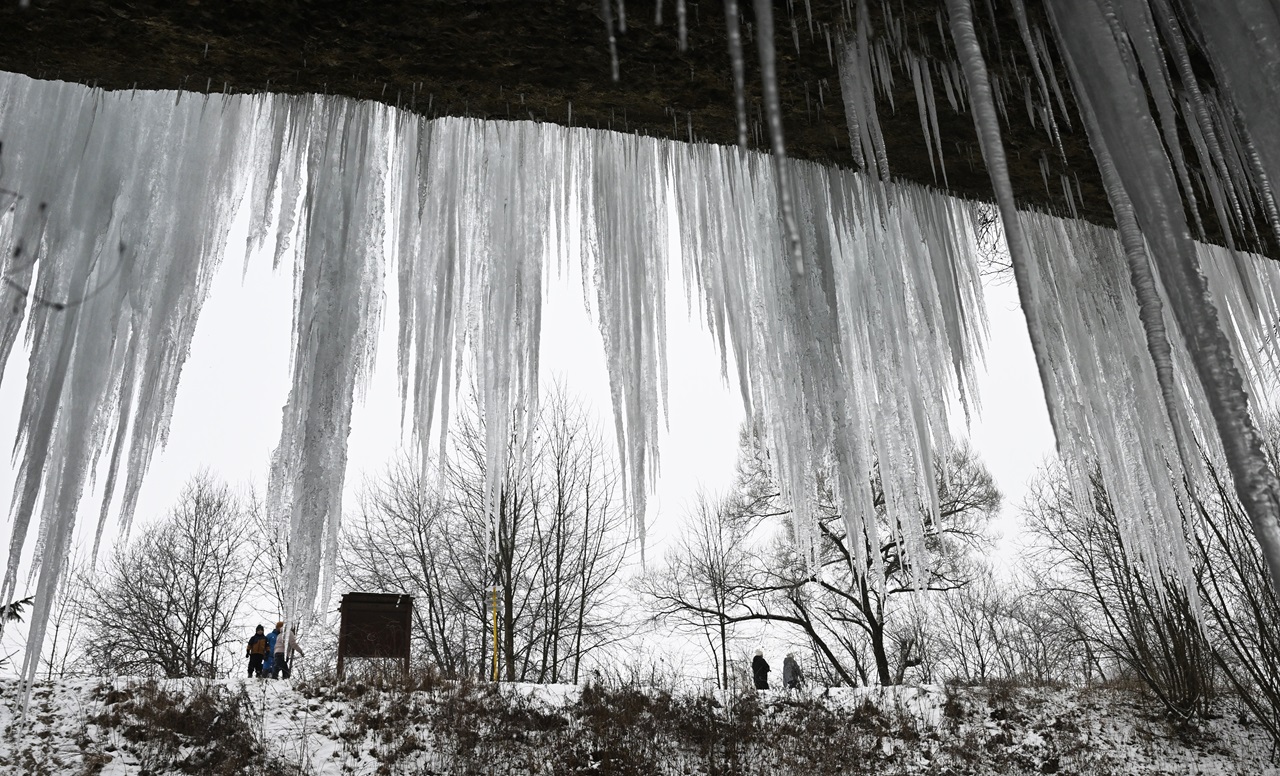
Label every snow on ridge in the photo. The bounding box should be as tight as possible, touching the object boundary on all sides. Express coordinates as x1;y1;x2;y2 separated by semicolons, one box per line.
0;676;1275;775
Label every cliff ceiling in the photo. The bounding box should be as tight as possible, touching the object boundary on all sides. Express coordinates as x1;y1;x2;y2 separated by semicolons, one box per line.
0;1;1238;247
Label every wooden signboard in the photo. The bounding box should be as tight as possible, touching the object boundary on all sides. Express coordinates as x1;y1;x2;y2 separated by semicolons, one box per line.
337;592;414;679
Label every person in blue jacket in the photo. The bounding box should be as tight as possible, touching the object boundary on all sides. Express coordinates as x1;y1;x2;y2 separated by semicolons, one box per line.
262;621;281;677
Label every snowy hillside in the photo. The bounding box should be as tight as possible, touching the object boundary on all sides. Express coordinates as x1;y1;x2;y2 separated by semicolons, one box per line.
0;677;1275;775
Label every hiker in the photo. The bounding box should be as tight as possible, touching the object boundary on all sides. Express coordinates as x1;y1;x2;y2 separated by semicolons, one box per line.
751;650;770;690
263;623;279;677
783;653;802;690
246;625;269;678
271;622;305;679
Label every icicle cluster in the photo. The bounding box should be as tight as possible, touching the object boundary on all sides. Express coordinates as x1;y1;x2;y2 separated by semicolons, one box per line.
923;0;1280;589
672;150;988;578
0;77;264;683
1036;0;1280;589
8;0;1280;682
0;69;996;679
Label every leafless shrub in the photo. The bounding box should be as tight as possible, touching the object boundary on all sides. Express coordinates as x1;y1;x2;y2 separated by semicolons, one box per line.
78;474;256;679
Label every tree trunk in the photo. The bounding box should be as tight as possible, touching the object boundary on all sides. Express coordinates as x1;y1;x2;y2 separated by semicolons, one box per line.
869;620;892;685
719;615;729;690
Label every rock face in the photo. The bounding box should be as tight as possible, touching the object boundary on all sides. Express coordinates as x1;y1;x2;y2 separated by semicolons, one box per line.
0;0;1113;224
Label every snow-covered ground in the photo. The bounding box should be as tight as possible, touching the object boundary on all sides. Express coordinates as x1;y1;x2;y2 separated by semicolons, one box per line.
0;676;1276;774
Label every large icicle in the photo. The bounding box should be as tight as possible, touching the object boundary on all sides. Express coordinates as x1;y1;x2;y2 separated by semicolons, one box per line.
944;0;1064;446
267;97;388;626
577;131;668;547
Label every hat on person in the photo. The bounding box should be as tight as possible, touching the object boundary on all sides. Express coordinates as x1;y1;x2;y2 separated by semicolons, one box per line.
755;649;763;657
276;621;285;629
255;625;264;632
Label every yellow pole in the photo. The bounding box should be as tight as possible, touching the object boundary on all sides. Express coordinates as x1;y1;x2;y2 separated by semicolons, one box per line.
491;585;499;682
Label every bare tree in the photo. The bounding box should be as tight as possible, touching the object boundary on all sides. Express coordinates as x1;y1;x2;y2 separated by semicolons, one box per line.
640;493;760;689
927;567;1098;686
342;387;632;682
1023;465;1215;719
1189;458;1280;745
40;559;86;680
79;474;254;678
643;427;1000;686
927;569;1012;683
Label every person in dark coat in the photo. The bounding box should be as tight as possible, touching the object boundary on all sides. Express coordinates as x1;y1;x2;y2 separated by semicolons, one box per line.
751;650;770;690
783;653;802;690
246;625;269;678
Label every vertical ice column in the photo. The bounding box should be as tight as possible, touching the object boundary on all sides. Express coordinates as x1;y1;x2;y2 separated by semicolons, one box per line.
575;129;668;547
269;97;388;624
944;0;1064;451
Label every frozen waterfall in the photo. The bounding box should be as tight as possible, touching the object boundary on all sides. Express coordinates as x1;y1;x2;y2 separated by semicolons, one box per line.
0;72;990;685
6;0;1280;687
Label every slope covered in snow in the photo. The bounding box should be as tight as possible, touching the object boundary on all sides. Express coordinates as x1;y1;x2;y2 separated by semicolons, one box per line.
0;676;1274;775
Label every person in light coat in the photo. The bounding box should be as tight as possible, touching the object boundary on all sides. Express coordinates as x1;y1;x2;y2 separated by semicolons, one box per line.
783;652;803;690
270;621;305;679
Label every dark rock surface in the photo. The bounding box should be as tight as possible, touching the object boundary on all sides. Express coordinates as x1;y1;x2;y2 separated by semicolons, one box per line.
0;0;1220;241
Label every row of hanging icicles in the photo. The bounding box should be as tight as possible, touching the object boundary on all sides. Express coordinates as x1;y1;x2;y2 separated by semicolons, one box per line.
1;0;1280;689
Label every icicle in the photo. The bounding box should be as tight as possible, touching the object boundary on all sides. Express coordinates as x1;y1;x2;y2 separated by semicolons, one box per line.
753;0;804;277
1008;0;1057;136
1063;78;1204;513
724;0;749;151
909;54;939;182
677;0;688;51
600;0;621;82
1060;174;1078;220
943;0;1065;447
269;97;388;627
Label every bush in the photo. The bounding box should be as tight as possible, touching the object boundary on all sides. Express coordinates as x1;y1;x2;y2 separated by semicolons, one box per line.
85;680;301;775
